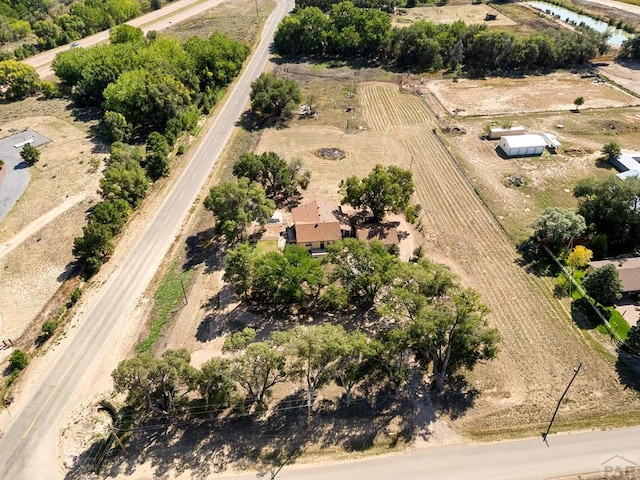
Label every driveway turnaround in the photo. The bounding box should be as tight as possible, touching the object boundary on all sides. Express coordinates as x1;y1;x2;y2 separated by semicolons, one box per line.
0;130;50;221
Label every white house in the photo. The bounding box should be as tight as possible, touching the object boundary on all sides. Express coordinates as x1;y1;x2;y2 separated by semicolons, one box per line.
499;134;547;157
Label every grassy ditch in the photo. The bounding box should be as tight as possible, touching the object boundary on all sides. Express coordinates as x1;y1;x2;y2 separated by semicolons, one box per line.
135;262;195;354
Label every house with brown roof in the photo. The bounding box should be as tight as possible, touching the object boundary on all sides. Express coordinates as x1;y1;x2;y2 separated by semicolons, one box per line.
290;200;347;252
588;257;640;293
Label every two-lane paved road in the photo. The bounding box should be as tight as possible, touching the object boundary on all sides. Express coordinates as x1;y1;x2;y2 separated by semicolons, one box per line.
0;1;293;478
215;427;640;480
24;0;230;78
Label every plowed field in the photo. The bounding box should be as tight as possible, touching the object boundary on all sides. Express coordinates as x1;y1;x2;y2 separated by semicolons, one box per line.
259;82;640;439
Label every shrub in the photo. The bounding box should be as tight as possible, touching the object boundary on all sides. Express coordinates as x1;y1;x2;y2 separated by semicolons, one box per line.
9;349;29;371
68;287;82;306
42;320;59;337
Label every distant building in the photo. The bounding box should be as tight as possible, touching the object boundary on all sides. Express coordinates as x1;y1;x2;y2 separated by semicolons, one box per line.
588;257;640;293
289;200;347;252
610;151;640;179
355;224;400;247
488;126;526;140
499;134;547;157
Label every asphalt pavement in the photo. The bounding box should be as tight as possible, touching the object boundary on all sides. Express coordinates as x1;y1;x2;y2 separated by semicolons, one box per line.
0;130;50;221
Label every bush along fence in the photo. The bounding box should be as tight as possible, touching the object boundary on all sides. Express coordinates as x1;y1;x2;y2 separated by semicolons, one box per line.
541;243;631;351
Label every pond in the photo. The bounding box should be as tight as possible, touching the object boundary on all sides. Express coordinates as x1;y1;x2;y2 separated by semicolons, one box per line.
527;0;632;47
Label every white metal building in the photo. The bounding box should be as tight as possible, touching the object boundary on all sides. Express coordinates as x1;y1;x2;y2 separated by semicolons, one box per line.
488;126;526;140
499;134;547;157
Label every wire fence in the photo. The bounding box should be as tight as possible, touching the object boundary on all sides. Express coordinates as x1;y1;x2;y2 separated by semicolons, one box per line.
541;243;628;349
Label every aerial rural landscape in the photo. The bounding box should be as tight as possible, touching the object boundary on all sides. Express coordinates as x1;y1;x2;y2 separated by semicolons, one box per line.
0;0;640;478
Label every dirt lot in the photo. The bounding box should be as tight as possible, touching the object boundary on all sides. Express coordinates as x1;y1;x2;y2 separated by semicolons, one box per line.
426;72;639;117
0;98;105;342
392;4;516;28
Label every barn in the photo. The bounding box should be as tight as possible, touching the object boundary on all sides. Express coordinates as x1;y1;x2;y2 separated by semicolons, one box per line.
499;134;547;157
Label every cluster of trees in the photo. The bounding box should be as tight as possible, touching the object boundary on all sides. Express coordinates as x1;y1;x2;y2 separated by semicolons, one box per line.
113;256;499;417
295;0;407;10
342;164;414;222
620;35;640;60
204;150;311;243
73;143;147;275
57;27;247;275
0;60;40;100
53;26;249;136
249;72;302;123
0;0;178;59
274;2;604;74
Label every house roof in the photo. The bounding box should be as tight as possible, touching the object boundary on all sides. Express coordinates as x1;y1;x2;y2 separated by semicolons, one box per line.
291;200;342;244
501;134;547;149
612;152;640;179
589;257;640;292
355;225;400;246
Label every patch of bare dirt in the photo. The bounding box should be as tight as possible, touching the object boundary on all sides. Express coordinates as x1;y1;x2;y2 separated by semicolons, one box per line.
0;98;105;341
425;72;639;117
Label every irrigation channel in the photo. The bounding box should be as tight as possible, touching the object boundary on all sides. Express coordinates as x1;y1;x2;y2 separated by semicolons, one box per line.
528;0;632;46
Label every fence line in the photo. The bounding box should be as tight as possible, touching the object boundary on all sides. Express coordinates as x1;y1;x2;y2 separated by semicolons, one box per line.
541;243;626;348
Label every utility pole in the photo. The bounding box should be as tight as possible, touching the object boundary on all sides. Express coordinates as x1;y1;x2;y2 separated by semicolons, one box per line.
255;0;259;18
180;277;188;305
270;450;297;480
542;363;582;445
107;423;128;456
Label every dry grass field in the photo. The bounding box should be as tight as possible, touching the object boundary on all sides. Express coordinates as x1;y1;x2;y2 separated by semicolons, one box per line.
254;71;640;439
392;4;517;28
426;73;640;117
0;98;104;341
165;0;274;43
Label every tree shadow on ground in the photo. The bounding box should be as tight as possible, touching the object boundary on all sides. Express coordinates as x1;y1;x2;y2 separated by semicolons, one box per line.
431;374;479;420
570;297;598;330
66;378;445;480
616;349;640;393
184;227;225;273
515;240;559;277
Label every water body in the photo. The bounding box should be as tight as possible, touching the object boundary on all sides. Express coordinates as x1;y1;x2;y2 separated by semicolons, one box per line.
528;0;632;47
0;130;50;222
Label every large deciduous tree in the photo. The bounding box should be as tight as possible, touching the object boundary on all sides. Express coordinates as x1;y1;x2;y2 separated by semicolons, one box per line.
203;178;275;244
223;329;288;407
529;207;586;250
278;324;349;414
574;176;640;252
197;357;237;407
112;349;198;415
249;72;301;123
583;264;623;306
224;242;255;301
341;164;414;222
252;244;324;306
380;259;499;392
232;151;310;201
325;238;399;310
100;158;150;208
0;60;39;99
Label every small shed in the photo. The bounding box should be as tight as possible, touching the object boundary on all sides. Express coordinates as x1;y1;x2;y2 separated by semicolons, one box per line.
488;126;526;140
542;133;562;151
499;134;547;157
